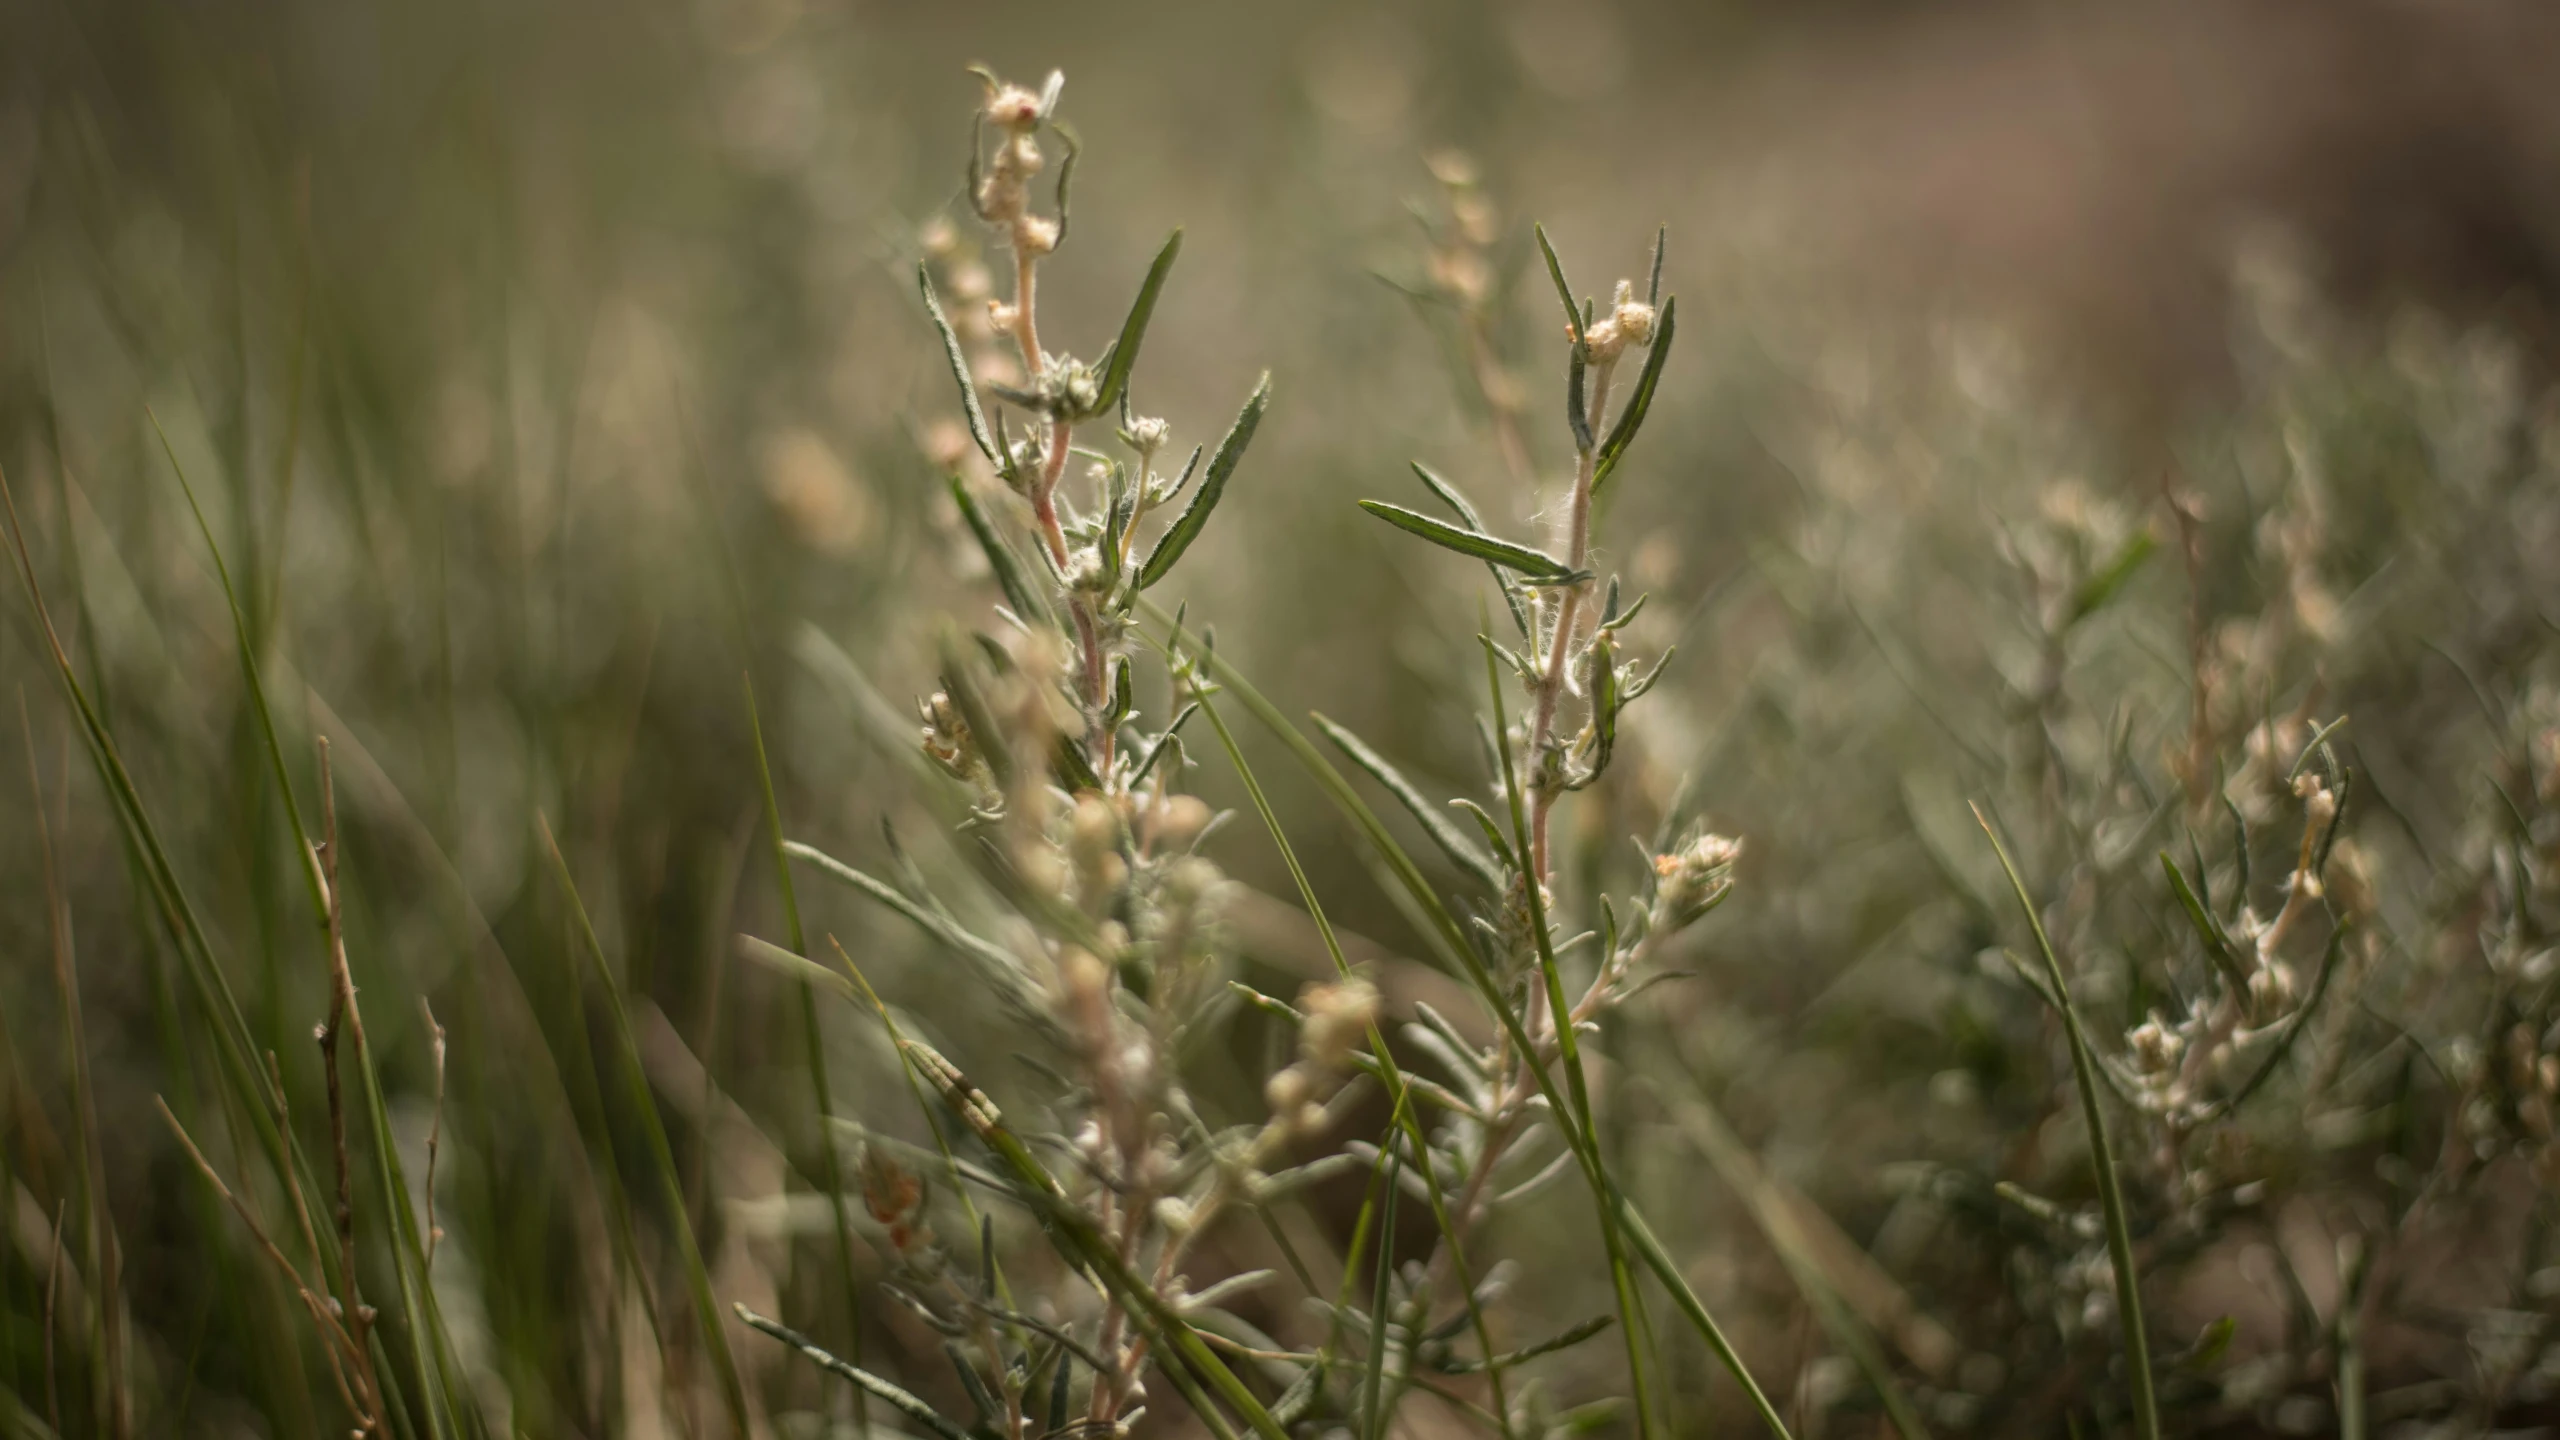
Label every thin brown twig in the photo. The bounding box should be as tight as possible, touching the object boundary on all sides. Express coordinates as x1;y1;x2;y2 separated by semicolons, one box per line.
312;736;386;1432
156;1097;372;1428
264;1051;331;1302
44;1198;65;1438
26;690;127;1438
422;998;447;1270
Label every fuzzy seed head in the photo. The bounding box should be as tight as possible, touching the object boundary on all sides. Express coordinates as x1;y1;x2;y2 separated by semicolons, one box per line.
1150;795;1214;852
2127;1013;2184;1075
1611;279;1657;347
1298;977;1379;1069
985;84;1043;134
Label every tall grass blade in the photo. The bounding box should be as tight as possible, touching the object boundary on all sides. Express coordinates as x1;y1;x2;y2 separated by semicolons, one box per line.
743;672;872;1434
537;814;751;1435
1974;805;2159;1440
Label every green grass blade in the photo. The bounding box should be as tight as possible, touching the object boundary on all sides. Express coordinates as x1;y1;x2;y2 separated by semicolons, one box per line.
1360;1148;1400;1440
1311;714;1502;892
537;815;751;1435
743;673;872;1434
1664;1088;1934;1439
1975;805;2159;1440
1187;691;1513;1436
145;408;327;925
151;414;470;1435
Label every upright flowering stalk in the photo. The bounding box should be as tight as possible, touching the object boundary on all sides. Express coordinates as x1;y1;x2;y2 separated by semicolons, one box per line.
751;67;1302;1440
1341;225;1787;1434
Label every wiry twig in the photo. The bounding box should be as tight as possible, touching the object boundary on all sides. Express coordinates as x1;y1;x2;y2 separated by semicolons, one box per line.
311;737;386;1432
157;1098;373;1430
43;1198;65;1439
421;999;447;1269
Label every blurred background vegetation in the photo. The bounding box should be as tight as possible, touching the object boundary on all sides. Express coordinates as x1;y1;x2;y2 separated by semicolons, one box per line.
5;0;2560;1435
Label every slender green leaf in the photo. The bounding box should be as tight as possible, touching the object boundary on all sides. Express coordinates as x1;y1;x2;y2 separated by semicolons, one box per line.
1138;372;1268;589
539;817;751;1434
1977;807;2158;1440
2067;528;2159;625
743;675;872;1432
1533;223;1583;347
1185;686;1513;1437
1357;501;1574;581
1590;295;1675;496
950;478;1049;624
2158;851;2247;988
1093;229;1183;415
1411;461;1531;637
919;264;1000;467
784;840;1025;979
1313;714;1504;892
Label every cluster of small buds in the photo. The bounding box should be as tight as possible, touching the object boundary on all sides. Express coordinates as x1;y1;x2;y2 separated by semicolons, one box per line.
2126;1011;2187;1077
2223;714;2310;824
2294;771;2338;850
1423;151;1499;307
919;691;979;781
1067;793;1128;906
2244;959;2298;1025
1652;830;1743;931
1121;411;1170;457
1134;789;1213;853
1264;977;1380;1136
1141;854;1226;987
974;76;1058;260
1577;278;1658;364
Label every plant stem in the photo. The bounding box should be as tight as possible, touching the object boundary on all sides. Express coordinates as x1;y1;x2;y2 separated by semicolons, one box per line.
1526;357;1618;887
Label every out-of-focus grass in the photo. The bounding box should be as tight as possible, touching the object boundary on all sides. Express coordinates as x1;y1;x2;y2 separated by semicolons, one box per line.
4;1;2559;1436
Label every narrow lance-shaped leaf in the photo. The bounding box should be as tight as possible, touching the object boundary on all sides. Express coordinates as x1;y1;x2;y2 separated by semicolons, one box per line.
1050;121;1081;247
1534;222;1584;347
1314;714;1505;892
1357;500;1577;582
1138;371;1269;590
2067;528;2159;625
920;265;1000;468
2159;851;2247;989
1591;294;1675;496
949;477;1049;624
1092;229;1183;415
1565;325;1593;454
1978;806;2160;1440
1411;461;1531;637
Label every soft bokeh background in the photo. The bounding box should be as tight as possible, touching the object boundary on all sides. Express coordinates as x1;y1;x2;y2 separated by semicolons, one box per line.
6;0;2560;1435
